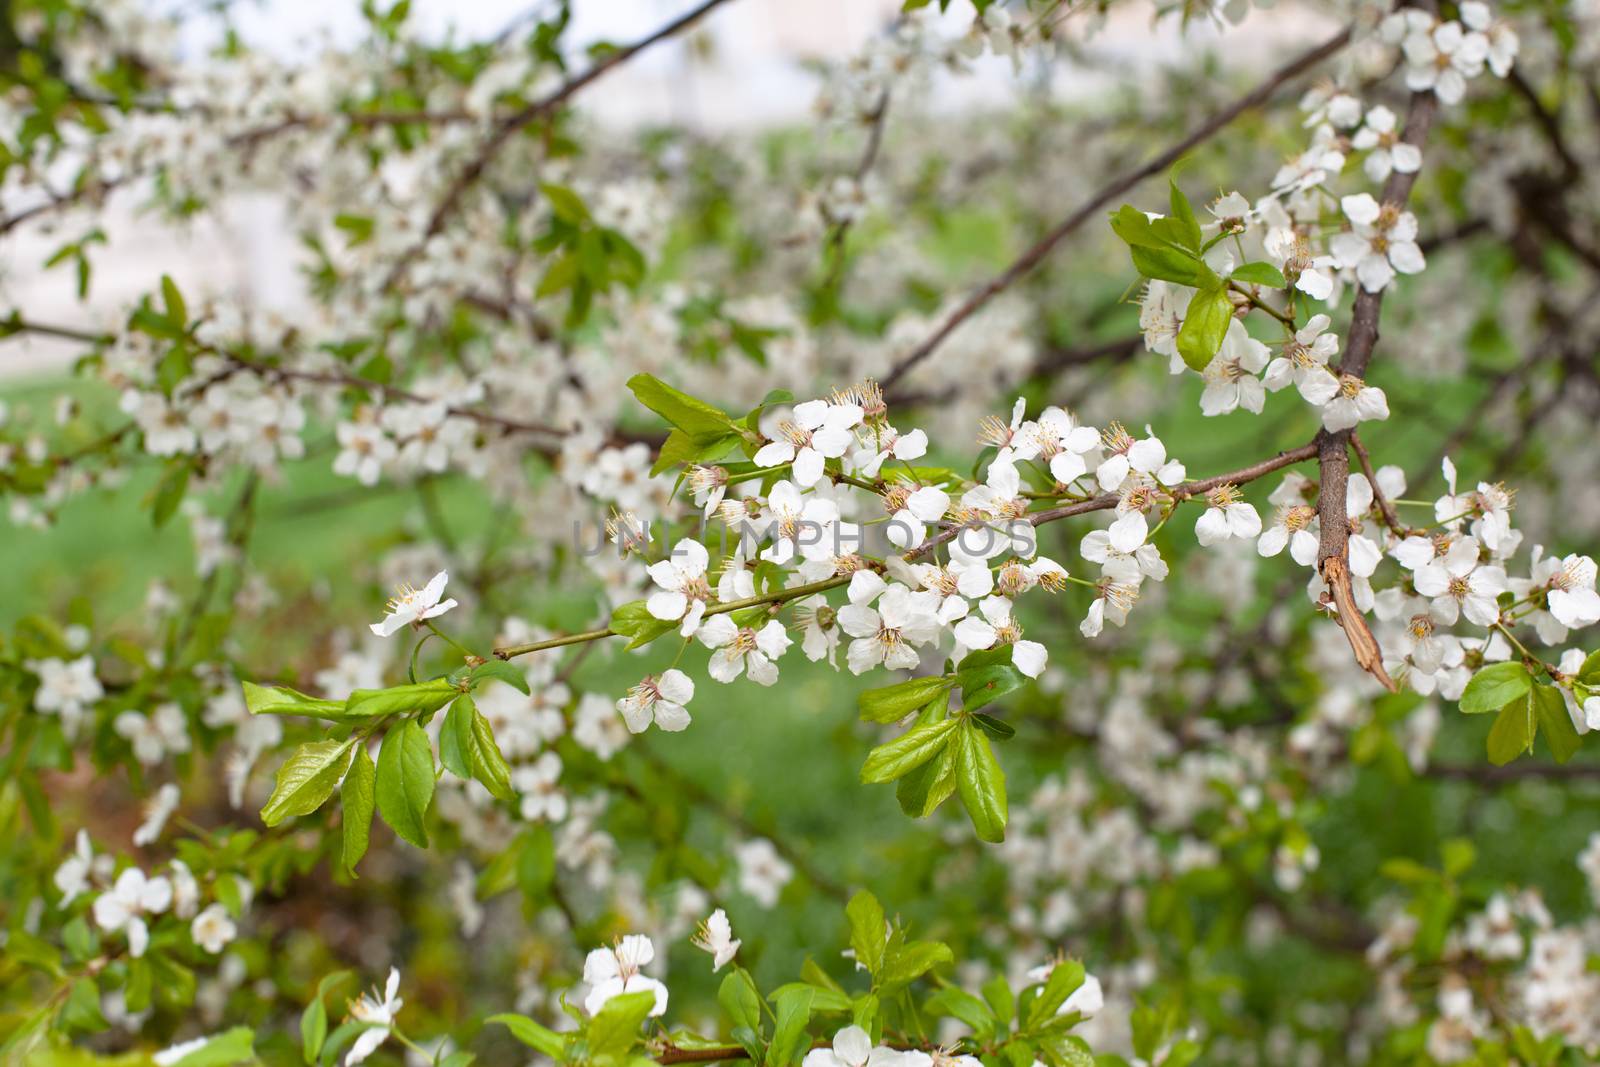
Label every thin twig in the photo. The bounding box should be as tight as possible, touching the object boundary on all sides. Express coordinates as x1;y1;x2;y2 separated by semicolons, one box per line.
877;24;1353;391
493;443;1323;660
1349;433;1414;537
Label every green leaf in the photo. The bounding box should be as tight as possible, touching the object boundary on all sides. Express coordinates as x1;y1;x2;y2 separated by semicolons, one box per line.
981;975;1013;1024
160;274;188;329
1460;661;1533;713
340;743;376;876
924;987;994;1037
242;681;351;722
163;1026;255;1066
718;970;763;1034
438;698;472;780
880;940;953;989
1578;650;1600;687
956;664;1025;713
971;713;1015;740
447;694;515;800
1167;180;1202;252
1129;245;1215;288
469;659;530;695
1487;691;1537;765
1229;261;1288;287
859;675;953;723
490;1013;566;1058
955;723;1008;843
626;373;736;439
1108;205;1164;249
766;986;814;1067
895;728;959;819
1441;838;1477;878
846;890;888;978
1026;960;1085;1029
772;981;850;1014
609;599;682;649
650;427;742;477
345;679;459;719
1174;285;1232;372
302;971;352;1064
541;183;590;224
57;977;106;1034
260;738;356;827
1379;858;1438;885
376;720;435;848
1533;684;1581;763
587;990;657;1059
860;717;959;784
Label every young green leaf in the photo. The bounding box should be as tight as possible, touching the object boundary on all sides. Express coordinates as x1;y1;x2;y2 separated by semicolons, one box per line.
469;659;531;696
955;722;1008;843
1460;661;1533;713
242;681;351;722
896;735;958;819
957;664;1025;713
846;890;888;978
1026;960;1085;1029
260;738;356;827
345;679;459;719
1532;684;1581;763
879;939;953;989
766;986;814;1067
859;717;959;784
376;720;435;848
610;599;683;649
586;990;657;1059
1129;246;1214;288
302;971;352;1064
1174;285;1232;372
340;743;376;876
160;274;188;329
447;694;515;801
162;1026;255;1067
1486;691;1537;765
626;373;737;439
1166;180;1202;252
1229;261;1288;288
858;675;953;723
718;970;763;1035
489;1013;566;1058
971;713;1016;740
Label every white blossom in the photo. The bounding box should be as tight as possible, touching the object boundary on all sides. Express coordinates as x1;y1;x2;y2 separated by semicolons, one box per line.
583;935;669;1016
369;571;458;637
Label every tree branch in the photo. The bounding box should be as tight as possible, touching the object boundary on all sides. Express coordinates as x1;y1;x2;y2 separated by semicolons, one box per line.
1315;88;1438;693
493;443;1323;660
877;24;1353;392
387;0;738;290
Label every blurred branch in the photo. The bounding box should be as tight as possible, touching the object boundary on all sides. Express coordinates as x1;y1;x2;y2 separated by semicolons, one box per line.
389;0;740;290
877;24;1354;392
1425;762;1600;784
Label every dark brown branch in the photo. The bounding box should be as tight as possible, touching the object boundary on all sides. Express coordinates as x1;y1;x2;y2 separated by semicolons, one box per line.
1315;88;1438;693
877;24;1353;392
